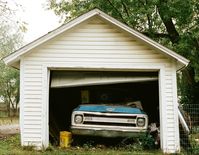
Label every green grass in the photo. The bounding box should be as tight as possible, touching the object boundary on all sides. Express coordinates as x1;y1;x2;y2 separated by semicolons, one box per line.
0;134;164;155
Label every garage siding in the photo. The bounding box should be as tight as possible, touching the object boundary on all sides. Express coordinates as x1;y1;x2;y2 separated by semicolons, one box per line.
165;65;178;151
21;17;177;150
22;64;43;146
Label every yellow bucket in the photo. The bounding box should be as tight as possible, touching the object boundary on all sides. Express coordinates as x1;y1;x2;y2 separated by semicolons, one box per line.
60;131;72;148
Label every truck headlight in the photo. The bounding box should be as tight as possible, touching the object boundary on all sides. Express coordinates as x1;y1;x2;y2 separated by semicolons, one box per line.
74;115;83;124
137;118;145;127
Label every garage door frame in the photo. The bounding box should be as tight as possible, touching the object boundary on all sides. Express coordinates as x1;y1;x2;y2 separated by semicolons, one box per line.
41;63;178;151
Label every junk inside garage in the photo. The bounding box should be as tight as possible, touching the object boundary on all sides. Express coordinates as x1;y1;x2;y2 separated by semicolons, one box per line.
49;71;160;147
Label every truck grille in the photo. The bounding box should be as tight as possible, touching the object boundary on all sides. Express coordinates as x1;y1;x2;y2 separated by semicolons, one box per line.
83;122;136;127
83;113;137;127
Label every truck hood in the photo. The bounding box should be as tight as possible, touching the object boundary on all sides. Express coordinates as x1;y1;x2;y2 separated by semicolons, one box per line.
73;104;145;114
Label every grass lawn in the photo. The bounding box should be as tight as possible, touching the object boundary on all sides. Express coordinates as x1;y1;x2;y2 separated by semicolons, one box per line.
0;134;165;155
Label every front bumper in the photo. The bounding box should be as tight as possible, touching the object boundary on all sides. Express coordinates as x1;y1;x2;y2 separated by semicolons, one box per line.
71;126;147;138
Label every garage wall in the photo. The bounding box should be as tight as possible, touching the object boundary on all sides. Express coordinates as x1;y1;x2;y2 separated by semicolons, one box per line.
20;16;179;152
20;61;43;146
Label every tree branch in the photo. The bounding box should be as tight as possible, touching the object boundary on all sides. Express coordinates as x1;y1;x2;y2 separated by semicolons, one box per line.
6;82;13;105
121;1;130;18
145;0;153;31
157;1;180;44
183;68;195;86
143;32;170;39
106;0;127;24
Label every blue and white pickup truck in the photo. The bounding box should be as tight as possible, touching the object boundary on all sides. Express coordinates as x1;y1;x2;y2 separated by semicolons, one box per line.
70;102;148;137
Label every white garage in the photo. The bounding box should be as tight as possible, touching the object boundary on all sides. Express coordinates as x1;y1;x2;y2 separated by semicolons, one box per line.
4;9;189;153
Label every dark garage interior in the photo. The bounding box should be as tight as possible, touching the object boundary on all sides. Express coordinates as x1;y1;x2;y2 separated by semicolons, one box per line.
49;71;160;145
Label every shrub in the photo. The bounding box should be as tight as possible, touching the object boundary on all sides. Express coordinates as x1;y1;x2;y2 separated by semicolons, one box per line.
138;133;156;150
186;135;199;154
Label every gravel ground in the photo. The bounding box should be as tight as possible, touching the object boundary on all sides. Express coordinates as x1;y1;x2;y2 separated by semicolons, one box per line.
0;124;19;139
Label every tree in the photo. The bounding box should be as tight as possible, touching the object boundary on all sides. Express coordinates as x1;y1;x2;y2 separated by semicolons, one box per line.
0;60;19;117
47;0;199;107
0;0;24;116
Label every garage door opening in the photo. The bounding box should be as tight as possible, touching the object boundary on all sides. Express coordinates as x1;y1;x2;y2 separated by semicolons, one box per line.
49;71;159;146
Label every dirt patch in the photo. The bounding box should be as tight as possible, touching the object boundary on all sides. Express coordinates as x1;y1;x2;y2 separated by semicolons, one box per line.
0;124;19;140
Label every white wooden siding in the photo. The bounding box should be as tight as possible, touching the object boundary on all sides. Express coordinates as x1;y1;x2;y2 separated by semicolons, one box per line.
22;64;43;146
21;17;178;152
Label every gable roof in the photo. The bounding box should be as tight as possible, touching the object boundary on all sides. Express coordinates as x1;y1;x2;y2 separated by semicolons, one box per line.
3;8;189;69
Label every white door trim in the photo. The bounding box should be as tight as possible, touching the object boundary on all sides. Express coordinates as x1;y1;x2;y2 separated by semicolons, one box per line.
42;63;166;150
42;66;50;148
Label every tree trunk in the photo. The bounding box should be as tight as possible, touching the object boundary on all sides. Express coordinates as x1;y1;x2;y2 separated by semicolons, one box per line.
6;102;10;117
157;1;180;44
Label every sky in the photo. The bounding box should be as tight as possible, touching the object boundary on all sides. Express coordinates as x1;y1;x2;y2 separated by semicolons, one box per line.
10;0;61;43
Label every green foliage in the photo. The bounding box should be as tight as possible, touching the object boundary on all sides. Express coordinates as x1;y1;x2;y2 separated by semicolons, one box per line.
0;134;21;154
0;1;24;117
123;143;143;152
185;134;199;155
138;133;155;150
111;134;156;152
48;0;165;33
0;27;21;116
